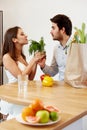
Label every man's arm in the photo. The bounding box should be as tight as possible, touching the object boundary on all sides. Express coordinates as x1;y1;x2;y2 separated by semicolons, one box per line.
38;50;58;76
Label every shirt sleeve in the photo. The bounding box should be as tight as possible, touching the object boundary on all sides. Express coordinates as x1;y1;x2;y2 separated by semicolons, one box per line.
41;47;58;76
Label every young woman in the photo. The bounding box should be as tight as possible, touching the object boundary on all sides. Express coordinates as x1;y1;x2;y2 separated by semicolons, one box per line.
1;26;45;120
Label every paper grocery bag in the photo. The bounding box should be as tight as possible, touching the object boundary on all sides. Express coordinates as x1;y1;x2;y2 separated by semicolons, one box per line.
64;43;87;88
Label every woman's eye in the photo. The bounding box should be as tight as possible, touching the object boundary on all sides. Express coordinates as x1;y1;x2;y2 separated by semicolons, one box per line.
21;33;25;36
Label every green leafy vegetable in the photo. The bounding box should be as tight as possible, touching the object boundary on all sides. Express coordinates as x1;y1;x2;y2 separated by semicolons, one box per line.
28;37;46;55
72;23;87;43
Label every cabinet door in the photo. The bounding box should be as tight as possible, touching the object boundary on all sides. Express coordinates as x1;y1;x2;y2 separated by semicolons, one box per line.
0;11;3;85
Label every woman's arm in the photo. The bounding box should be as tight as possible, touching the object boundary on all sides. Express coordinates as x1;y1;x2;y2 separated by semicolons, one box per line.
29;63;37;80
3;54;22;78
23;52;45;80
3;53;45;79
22;57;38;77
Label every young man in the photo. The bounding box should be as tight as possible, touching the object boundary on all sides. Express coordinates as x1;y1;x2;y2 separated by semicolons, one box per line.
38;14;72;81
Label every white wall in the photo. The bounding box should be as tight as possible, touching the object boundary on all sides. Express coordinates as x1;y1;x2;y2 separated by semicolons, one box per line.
0;0;87;82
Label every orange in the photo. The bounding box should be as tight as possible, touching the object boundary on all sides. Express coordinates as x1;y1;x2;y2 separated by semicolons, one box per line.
31;98;44;112
21;106;35;121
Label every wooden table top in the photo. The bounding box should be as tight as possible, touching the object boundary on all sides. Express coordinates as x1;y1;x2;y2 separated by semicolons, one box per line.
0;81;87;130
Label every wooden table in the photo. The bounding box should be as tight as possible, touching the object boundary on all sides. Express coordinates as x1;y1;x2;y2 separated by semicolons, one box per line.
0;81;87;130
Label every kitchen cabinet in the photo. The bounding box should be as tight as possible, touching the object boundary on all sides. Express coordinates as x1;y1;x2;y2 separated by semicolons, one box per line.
0;11;3;85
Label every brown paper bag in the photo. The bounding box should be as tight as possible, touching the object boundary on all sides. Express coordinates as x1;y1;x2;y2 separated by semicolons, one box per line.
64;43;87;88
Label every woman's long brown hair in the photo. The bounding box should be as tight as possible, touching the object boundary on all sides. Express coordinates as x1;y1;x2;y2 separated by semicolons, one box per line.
2;26;25;61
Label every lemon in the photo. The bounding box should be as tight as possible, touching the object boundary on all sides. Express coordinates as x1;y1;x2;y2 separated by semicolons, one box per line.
50;111;58;121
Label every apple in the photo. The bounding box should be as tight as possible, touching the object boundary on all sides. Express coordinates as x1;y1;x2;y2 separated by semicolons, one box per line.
36;110;49;123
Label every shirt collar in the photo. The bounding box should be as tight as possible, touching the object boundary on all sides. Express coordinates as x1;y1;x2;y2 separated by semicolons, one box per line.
58;37;71;49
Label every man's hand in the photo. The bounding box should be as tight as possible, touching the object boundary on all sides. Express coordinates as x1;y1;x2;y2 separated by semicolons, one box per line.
37;57;46;69
34;52;46;64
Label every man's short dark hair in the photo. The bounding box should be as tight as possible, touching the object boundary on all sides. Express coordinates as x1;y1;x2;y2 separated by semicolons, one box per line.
50;14;72;36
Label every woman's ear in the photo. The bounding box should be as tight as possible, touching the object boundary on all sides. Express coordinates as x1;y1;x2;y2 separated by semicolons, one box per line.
12;38;17;43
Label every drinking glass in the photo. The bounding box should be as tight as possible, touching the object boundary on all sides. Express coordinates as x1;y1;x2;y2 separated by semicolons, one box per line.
18;75;28;97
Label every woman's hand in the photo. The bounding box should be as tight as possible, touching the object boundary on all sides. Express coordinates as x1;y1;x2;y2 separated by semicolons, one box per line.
34;52;46;63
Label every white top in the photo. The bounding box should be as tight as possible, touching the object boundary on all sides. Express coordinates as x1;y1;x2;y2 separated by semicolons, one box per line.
5;61;26;83
0;61;26;119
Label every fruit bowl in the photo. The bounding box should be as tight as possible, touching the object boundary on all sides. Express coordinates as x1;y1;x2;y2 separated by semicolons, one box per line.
16;114;61;126
16;99;61;125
